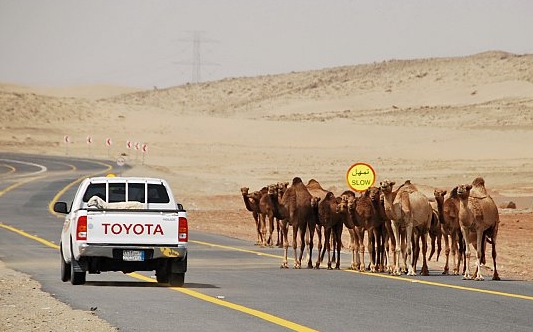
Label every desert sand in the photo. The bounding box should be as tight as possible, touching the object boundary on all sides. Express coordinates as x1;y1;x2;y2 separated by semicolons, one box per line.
1;50;533;330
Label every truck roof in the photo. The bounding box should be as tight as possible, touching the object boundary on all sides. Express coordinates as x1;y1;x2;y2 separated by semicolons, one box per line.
85;176;168;184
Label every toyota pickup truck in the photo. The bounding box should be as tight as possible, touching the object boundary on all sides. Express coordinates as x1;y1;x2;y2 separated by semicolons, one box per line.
53;176;188;286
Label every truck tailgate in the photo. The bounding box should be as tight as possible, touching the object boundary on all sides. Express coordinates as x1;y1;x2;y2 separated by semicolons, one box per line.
86;211;179;245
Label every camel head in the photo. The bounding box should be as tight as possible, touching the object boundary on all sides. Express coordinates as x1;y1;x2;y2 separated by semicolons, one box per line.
456;184;472;199
366;186;381;203
310;196;321;208
379;180;395;194
240;187;249;195
433;189;447;203
336;196;348;214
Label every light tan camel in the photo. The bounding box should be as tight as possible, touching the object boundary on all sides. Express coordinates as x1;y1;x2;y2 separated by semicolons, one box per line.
434;187;464;275
279;177;316;269
456;177;500;280
380;180;432;276
240;187;264;245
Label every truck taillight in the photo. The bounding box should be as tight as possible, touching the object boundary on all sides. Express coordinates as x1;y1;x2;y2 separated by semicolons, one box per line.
76;216;87;241
178;217;188;242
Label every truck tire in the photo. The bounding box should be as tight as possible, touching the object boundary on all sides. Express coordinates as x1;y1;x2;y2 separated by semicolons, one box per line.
70;259;86;285
70;242;86;285
168;272;185;287
156;264;169;284
60;244;71;282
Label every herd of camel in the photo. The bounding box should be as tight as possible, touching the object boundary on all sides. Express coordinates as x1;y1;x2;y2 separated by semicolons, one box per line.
240;176;500;281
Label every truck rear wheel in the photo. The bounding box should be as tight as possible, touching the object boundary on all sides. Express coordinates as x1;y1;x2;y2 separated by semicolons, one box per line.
168;272;185;287
70;259;86;285
70;242;86;285
60;244;71;282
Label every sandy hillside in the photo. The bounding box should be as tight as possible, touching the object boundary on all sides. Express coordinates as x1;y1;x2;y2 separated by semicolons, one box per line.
1;51;533;207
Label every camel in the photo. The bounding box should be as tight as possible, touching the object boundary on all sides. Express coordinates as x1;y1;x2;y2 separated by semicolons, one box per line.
306;179;331;261
456;177;500;280
258;184;281;247
345;187;384;272
380;180;432;276
240;187;264;245
316;192;345;269
278;177;316;269
87;196;143;209
434;187;465;275
362;186;387;272
428;201;442;262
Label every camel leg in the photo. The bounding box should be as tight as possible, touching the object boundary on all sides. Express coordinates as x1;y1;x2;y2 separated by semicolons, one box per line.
315;226;323;269
368;230;377;272
253;212;262;245
474;229;485;281
280;222;289;269
324;228;333;270
276;218;282;247
334;224;342;269
436;229;442;262
391;221;403;276
450;232;459;275
305;224;315;269
267;215;274;247
460;226;472;279
490;233;500;281
346;227;357;270
442;232;450;275
406;223;416;276
420;229;430;276
358;228;366;272
292;226;301;269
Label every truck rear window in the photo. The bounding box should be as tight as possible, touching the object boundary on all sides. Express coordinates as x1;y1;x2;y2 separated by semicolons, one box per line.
82;183;170;204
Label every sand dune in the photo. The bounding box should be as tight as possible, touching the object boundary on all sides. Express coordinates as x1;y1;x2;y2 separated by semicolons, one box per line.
1;51;533;208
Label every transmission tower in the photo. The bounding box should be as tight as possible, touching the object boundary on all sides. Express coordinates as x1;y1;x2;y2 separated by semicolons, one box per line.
176;31;218;84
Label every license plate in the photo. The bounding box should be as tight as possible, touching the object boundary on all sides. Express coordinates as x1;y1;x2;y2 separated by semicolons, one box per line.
123;250;144;261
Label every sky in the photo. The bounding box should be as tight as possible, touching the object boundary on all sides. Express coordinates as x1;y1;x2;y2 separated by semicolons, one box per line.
1;0;533;89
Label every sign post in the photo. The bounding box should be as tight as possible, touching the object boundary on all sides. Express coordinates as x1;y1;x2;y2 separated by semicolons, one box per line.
64;135;70;156
346;162;376;192
141;143;148;165
106;138;112;158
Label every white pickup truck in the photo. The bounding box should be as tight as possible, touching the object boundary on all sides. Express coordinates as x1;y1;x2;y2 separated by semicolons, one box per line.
53;176;188;286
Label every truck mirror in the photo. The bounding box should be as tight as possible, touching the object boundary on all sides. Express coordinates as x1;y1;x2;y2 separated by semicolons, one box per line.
53;202;69;214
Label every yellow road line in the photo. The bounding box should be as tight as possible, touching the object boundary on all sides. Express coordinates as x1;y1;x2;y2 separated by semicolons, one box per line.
48;160;113;216
191;240;533;302
0;224;317;332
0;223;60;250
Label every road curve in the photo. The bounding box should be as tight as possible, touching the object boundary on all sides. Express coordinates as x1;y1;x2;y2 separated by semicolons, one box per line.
1;153;533;332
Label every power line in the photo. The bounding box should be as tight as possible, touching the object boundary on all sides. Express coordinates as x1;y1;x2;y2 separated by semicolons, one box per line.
175;30;219;83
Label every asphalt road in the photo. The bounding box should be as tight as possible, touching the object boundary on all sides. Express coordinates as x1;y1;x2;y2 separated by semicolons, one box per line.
1;152;533;332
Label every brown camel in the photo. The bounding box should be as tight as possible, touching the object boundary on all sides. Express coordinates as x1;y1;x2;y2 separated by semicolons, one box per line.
316;192;346;269
456;177;500;280
240;187;264;245
428;201;442;262
279;177;316;269
434;187;465;275
258;184;281;247
362;186;387;272
380;180;432;276
306;179;330;261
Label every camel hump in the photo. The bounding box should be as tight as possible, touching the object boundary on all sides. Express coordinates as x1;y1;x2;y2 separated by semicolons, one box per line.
470;177;489;198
